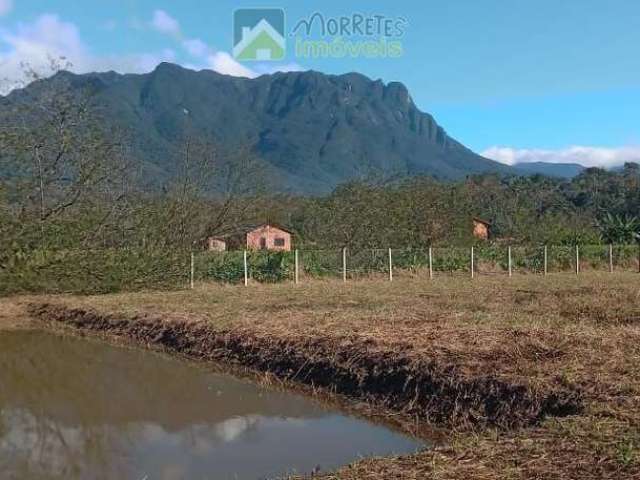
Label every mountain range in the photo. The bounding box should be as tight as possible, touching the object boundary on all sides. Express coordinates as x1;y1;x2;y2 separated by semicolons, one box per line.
0;63;588;193
512;161;585;178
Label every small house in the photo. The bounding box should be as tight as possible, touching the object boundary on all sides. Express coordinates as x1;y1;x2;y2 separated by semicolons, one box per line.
245;224;292;251
472;218;491;241
207;224;293;252
207;237;227;252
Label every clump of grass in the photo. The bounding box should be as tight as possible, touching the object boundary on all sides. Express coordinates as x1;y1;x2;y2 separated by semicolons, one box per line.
617;438;637;467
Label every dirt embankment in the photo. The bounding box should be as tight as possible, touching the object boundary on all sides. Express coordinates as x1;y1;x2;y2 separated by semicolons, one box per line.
29;302;581;431
0;299;35;330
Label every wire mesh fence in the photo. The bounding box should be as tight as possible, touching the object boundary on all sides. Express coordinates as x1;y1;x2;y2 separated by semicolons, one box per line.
299;249;343;278
347;248;390;279
5;244;637;294
431;247;472;275
192;244;640;285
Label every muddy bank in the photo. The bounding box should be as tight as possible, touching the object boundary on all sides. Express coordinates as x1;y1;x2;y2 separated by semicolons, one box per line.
29;302;582;430
0;299;36;330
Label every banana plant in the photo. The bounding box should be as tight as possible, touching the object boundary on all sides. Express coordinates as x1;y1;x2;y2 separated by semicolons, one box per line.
597;213;640;244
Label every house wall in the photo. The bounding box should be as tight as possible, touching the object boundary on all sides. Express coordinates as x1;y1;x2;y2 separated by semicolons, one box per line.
246;225;292;251
207;238;227;252
473;222;490;240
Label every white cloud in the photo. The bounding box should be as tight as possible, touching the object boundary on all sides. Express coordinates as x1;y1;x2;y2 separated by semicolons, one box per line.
0;0;13;17
204;53;303;78
206;51;256;78
182;38;207;57
147;8;306;79
179;38;304;79
215;415;260;442
0;14;176;93
0;11;306;94
482;146;640;169
147;10;257;78
151;9;180;36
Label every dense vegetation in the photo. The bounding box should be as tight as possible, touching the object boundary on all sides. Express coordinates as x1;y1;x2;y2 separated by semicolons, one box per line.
2;154;639;293
288;166;640;248
1;65;639;292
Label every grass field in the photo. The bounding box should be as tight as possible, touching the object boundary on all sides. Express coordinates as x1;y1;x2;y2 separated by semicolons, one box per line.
4;272;640;479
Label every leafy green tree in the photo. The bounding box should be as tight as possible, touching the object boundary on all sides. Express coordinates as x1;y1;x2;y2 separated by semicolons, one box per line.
597;213;640;244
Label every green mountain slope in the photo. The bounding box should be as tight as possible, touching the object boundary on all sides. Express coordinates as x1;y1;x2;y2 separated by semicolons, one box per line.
1;63;512;193
513;162;585;178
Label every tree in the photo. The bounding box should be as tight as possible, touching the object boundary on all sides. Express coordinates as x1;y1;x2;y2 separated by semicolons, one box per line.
131;138;268;250
0;60;128;250
597;213;640;244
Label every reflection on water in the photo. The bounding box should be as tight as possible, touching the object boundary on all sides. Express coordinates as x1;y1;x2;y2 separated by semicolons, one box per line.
0;330;423;480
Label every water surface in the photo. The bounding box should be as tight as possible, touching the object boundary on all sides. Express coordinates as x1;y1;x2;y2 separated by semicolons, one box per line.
0;330;423;479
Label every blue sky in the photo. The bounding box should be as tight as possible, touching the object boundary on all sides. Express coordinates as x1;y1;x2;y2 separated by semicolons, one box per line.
1;0;639;167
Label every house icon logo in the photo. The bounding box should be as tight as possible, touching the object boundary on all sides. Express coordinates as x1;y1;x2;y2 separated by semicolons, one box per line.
233;9;286;61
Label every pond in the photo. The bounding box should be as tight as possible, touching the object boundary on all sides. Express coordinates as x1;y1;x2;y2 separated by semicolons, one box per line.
0;330;424;479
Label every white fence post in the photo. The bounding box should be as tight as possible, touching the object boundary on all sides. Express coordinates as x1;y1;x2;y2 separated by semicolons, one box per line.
342;247;347;283
428;247;433;280
508;246;512;277
294;249;299;284
190;252;195;290
576;245;580;275
388;248;393;282
471;246;475;279
243;250;248;286
544;245;548;276
609;244;613;273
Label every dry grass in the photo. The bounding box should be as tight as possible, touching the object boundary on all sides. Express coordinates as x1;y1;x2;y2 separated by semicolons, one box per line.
0;298;34;330
7;272;640;479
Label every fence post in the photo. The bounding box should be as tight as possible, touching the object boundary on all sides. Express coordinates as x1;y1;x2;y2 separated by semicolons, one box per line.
544;245;548;276
388;248;393;282
575;245;580;275
428;247;433;280
190;252;195;290
471;246;475;279
294;249;299;284
243;250;248;286
609;244;614;273
342;247;347;283
508;246;512;277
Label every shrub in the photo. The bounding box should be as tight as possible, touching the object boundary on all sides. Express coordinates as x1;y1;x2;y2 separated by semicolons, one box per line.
249;251;294;283
0;248;190;295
